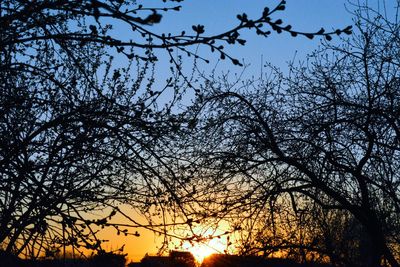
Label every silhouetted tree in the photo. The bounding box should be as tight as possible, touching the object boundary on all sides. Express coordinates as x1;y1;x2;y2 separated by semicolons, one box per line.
0;48;186;257
0;0;351;259
180;2;400;267
0;0;350;67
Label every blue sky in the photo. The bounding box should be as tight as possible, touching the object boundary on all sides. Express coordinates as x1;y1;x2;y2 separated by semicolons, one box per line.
112;0;357;110
145;0;354;76
111;0;399;88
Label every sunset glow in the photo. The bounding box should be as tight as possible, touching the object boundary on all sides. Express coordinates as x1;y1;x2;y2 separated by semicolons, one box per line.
5;0;399;266
182;238;227;263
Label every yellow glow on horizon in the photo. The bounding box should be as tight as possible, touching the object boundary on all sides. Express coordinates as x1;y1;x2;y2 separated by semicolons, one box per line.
92;206;235;263
182;238;227;263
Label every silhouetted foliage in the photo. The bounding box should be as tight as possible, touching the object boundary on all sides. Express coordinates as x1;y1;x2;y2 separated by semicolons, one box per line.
0;0;350;67
0;0;351;260
201;254;330;267
0;249;126;267
0;249;23;267
179;2;400;267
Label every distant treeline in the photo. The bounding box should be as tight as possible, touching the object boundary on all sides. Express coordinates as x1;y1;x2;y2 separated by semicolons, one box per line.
200;254;334;267
0;250;126;267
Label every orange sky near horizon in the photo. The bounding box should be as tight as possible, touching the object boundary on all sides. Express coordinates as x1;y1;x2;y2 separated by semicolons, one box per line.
96;212;232;263
74;205;229;263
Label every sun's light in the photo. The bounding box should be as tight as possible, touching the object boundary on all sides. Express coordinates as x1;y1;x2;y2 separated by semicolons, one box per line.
182;238;226;263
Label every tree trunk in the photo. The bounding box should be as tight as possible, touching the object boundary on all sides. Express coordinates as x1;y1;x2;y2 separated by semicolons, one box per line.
359;233;382;267
360;226;400;267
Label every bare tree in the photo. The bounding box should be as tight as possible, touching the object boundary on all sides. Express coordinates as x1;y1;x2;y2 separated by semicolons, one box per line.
0;48;184;257
0;0;350;67
181;2;400;266
0;0;352;259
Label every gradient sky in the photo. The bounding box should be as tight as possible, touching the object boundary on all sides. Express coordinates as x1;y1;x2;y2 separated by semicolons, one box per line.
145;0;355;78
106;0;397;262
113;0;354;262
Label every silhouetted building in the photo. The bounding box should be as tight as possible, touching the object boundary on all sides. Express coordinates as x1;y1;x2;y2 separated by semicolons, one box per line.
127;262;143;267
135;251;196;267
201;254;268;267
140;255;170;267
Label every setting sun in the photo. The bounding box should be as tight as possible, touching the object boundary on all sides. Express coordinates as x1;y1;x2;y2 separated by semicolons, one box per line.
182;238;227;263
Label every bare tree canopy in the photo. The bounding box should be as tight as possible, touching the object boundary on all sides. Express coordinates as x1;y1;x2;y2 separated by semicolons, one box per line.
181;2;400;267
0;0;350;66
0;0;352;262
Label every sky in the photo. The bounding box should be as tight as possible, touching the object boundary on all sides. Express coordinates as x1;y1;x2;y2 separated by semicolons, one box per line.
100;0;398;263
109;0;356;262
146;0;354;78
